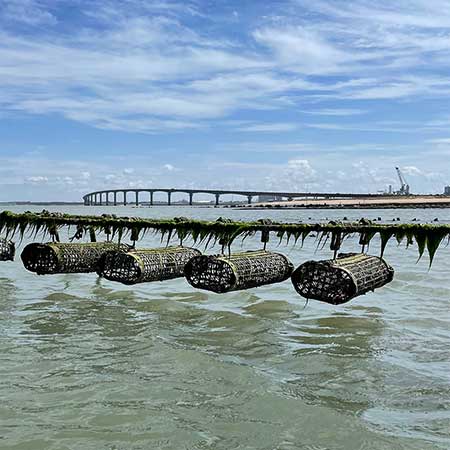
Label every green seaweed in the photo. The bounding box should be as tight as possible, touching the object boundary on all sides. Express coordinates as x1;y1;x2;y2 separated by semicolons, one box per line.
395;230;406;245
414;230;427;261
89;226;96;243
426;229;447;268
0;211;450;266
330;231;342;259
379;230;393;257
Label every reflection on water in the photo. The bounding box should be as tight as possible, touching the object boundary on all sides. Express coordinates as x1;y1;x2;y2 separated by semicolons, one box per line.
0;206;449;449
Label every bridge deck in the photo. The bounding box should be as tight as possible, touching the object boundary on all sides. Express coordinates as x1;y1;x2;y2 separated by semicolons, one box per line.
83;188;388;206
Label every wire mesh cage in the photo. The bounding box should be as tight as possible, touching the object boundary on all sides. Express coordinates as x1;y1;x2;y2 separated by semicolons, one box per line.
97;246;202;285
291;253;394;305
0;238;15;261
21;242;128;275
184;250;294;293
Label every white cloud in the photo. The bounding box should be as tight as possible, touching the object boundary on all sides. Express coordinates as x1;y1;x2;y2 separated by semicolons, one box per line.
428;138;450;145
301;108;367;116
287;159;317;179
1;0;450;134
238;159;323;192
1;0;450;201
307;0;450;29
1;0;57;26
253;26;351;75
236;122;298;132
0;11;267;132
25;175;48;184
305;121;422;133
402;166;423;176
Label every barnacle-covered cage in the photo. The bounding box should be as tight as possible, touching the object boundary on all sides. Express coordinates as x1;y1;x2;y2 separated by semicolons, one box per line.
184;250;294;293
97;246;201;285
291;253;394;305
0;238;15;261
21;242;127;275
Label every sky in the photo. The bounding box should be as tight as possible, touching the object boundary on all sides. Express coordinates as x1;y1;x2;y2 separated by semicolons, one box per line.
1;0;450;201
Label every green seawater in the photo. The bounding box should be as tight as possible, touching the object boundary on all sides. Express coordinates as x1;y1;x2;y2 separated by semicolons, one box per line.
0;205;449;450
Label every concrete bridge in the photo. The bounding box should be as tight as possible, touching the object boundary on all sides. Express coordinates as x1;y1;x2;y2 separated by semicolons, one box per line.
83;188;383;206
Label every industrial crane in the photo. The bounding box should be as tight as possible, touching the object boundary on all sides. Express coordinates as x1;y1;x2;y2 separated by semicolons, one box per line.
395;167;410;195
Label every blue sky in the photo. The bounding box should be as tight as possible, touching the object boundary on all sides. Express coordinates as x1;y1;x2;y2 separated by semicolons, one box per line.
1;0;450;201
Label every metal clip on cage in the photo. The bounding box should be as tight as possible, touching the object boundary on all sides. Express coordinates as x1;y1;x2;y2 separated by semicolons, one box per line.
291;253;394;305
184;250;294;293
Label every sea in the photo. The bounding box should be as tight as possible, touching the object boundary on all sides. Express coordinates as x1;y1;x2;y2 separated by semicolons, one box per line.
0;205;449;450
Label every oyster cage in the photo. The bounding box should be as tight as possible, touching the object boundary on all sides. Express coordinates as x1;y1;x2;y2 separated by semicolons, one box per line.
184;250;294;293
291;253;394;305
21;242;128;275
97;246;202;285
0;238;15;261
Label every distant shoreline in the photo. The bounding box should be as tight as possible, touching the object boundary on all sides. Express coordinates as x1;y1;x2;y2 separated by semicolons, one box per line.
229;203;450;210
230;196;450;210
0;202;84;206
2;196;450;210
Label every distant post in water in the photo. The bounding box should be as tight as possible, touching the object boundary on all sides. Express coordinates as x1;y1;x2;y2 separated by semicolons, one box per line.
123;191;127;206
150;191;154;206
113;192;117;206
135;191;139;206
167;191;172;206
189;192;193;205
215;193;220;206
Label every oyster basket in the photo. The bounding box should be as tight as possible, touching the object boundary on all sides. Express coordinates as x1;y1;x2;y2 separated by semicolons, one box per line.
97;246;201;285
21;242;127;275
0;238;15;262
291;253;394;305
184;250;294;293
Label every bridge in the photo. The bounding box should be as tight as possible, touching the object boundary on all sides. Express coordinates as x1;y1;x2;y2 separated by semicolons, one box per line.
83;188;383;206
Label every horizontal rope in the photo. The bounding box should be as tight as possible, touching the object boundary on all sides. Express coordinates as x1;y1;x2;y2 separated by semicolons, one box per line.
0;210;448;266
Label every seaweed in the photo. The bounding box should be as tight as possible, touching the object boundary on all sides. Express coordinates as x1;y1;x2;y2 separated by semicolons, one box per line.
0;211;449;267
379;230;394;257
414;230;427;262
426;229;447;268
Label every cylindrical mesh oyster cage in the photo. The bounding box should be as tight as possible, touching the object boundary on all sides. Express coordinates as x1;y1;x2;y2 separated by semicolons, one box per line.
97;246;202;285
184;250;294;293
291;253;394;305
21;242;128;275
0;238;15;261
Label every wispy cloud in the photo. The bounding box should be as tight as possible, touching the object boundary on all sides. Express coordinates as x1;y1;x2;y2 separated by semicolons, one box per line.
428;138;450;145
305;121;426;133
0;0;57;26
301;108;367;116
236;122;299;132
2;0;450;133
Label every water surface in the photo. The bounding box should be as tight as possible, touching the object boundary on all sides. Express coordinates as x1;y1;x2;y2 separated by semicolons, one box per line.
1;205;449;449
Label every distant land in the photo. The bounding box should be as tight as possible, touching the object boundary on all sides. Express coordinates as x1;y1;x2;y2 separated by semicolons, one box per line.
234;195;450;210
0;202;84;206
2;195;450;209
